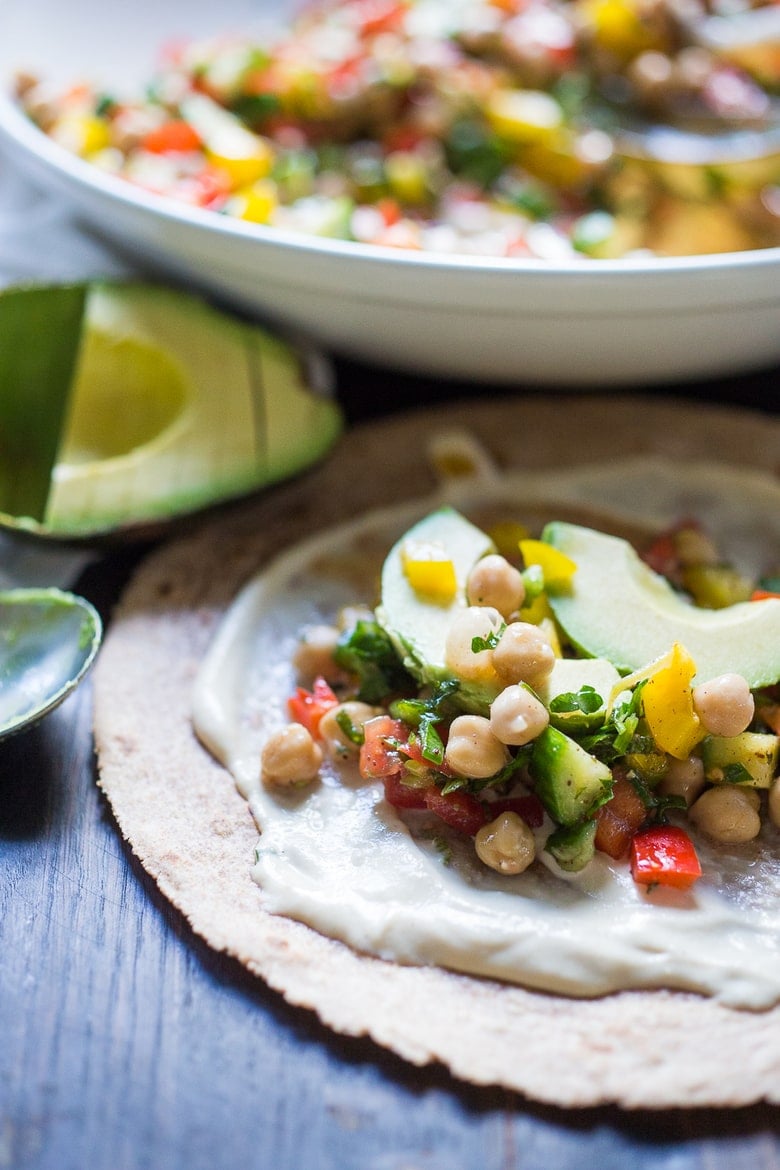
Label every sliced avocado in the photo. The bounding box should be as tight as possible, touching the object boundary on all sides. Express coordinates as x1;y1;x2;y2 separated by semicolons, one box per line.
0;282;342;538
701;731;779;788
545;819;597;873
543;522;780;688
529;725;613;826
536;656;621;733
375;507;499;714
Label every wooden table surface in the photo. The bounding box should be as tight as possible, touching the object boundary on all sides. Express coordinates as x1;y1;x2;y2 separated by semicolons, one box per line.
1;347;779;1168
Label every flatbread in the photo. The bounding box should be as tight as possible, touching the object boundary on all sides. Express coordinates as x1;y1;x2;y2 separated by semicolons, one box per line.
93;394;780;1109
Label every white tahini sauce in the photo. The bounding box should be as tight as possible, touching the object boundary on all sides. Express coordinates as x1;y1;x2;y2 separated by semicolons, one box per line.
192;457;780;1008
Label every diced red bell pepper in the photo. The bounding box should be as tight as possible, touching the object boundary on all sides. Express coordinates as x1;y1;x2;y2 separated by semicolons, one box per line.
382;771;429;809
423;787;486;837
641;531;679;580
595;773;647;860
486;793;545;828
630;825;702;889
287;676;339;738
142;119;202;154
359;715;408;778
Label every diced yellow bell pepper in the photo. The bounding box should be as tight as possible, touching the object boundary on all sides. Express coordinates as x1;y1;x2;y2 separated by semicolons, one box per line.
519;539;577;591
206;137;275;189
486;88;564;146
641;642;704;760
181;94;276;189
385;150;429;206
402;540;457;602
229;179;279;224
518;591;554;626
52;114;111;157
579;0;664;60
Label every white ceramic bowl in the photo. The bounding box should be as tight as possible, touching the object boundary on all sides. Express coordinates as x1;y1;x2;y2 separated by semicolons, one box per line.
1;0;779;386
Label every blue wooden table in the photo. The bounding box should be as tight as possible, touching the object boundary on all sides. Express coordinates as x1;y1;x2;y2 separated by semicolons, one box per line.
1;354;779;1170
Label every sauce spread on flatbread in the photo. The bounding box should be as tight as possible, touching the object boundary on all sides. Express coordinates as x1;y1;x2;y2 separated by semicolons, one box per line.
193;460;780;1008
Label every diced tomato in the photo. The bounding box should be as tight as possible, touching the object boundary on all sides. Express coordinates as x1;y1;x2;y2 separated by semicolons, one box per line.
595;773;647;860
486;793;545;828
641;531;679;580
376;196;402;227
382;771;429;809
423;787;486;836
630;825;702;890
287;676;339;738
359;715;408;778
142;119;203;154
751;589;780;601
353;0;407;37
382;125;427;153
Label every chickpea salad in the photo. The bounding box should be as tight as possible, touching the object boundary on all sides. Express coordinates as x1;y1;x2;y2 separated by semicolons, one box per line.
17;0;780;259
262;506;780;893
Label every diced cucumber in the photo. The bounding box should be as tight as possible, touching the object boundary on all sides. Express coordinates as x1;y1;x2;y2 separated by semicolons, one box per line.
545;819;597;872
701;731;779;788
530;725;613;826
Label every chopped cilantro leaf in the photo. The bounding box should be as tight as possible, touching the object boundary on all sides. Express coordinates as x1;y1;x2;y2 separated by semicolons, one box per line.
549;685;603;715
721;763;755;785
334;618;415;703
391;680;459;766
335;708;364;745
471;624;505;653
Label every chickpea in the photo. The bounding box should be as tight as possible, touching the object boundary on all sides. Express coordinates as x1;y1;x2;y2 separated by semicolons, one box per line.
261;723;322;788
475;811;536;875
489;684;549;746
768;779;780;829
444;714;510;779
444;606;503;682
318;701;383;758
689;785;761;844
492;621;555;687
466;554;525;619
693;673;755;738
292;624;342;684
658;754;705;807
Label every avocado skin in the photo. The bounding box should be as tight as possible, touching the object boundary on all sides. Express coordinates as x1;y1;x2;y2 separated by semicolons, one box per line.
543;522;780;688
376;506;500;714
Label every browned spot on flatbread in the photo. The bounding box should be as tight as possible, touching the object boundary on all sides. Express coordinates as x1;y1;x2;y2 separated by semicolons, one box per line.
93;395;780;1109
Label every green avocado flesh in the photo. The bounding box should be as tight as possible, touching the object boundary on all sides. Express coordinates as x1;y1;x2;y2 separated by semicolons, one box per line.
543;522;780;688
375;506;499;714
0;282;342;537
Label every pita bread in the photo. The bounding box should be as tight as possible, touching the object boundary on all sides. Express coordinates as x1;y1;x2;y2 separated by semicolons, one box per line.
93;394;780;1109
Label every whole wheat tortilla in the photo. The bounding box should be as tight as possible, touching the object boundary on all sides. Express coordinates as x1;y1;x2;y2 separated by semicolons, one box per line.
93;395;780;1110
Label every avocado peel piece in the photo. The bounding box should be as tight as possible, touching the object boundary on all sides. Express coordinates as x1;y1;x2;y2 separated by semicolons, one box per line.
0;282;342;539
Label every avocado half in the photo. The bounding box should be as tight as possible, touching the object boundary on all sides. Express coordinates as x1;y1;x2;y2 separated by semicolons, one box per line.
543;522;780;688
0;282;342;538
